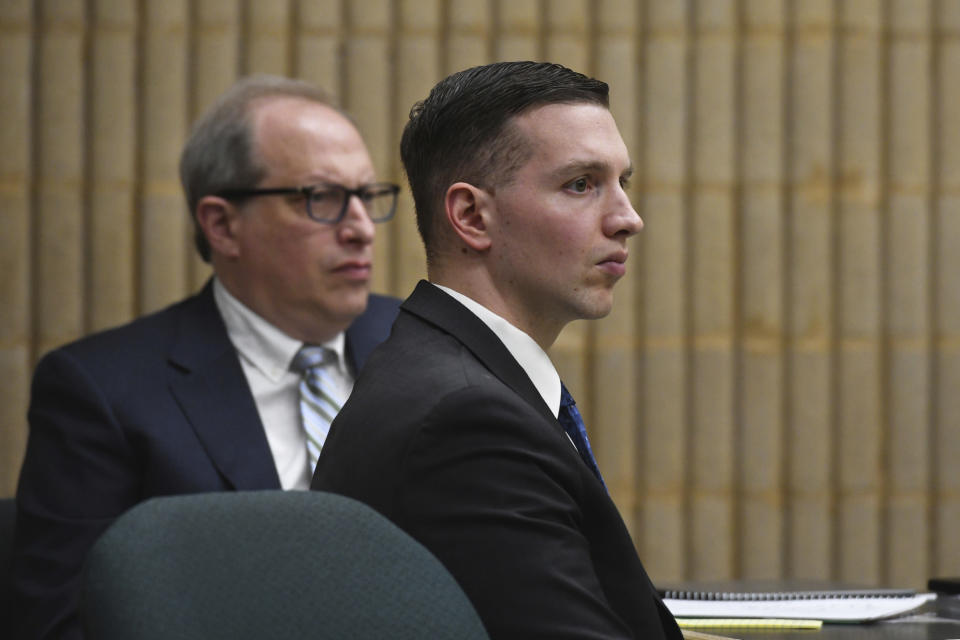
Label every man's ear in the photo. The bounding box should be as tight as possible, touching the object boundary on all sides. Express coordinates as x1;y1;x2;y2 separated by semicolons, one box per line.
444;182;492;252
195;196;241;259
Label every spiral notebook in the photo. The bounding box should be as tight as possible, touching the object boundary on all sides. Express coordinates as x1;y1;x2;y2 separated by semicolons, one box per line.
659;582;937;623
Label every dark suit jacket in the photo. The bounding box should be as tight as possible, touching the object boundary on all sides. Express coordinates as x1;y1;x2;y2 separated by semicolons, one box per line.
12;280;399;640
312;281;681;640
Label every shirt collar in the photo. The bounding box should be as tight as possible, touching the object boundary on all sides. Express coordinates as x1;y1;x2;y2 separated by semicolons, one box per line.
213;278;348;381
433;283;561;417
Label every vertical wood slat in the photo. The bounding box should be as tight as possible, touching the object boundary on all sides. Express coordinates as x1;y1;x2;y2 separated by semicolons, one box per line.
139;0;190;313
934;0;960;578
884;0;932;588
688;0;737;581
293;0;341;95
593;0;641;536
494;0;540;60
34;0;86;359
243;0;291;75
543;0;589;71
88;0;137;332
784;0;835;581
738;0;787;580
393;0;440;296
835;0;884;586
192;0;241;114
0;0;34;491
446;0;490;73
188;0;240;290
637;0;689;583
343;0;392;295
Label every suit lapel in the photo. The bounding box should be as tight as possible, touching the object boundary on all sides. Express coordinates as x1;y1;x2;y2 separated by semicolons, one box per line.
166;283;281;490
402;281;557;426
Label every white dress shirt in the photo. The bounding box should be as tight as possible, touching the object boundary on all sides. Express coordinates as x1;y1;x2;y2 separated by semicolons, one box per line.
213;278;354;490
433;283;562;418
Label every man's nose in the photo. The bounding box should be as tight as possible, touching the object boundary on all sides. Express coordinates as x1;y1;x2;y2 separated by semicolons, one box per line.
605;187;643;237
338;194;376;243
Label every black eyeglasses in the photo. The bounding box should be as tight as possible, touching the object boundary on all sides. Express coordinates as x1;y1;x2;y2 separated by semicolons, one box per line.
216;182;400;224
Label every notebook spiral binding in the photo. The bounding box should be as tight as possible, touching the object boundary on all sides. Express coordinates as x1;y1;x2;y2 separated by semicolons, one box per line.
661;589;917;602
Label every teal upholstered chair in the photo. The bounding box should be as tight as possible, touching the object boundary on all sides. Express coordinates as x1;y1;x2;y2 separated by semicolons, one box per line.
81;491;488;640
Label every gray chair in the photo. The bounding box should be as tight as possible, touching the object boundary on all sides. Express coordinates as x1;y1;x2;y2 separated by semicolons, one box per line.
0;497;15;632
81;491;489;640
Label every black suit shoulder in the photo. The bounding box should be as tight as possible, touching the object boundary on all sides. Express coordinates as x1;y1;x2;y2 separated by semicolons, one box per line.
314;283;681;640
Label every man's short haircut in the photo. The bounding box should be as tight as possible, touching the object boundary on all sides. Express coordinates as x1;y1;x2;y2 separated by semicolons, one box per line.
399;61;609;262
179;74;342;262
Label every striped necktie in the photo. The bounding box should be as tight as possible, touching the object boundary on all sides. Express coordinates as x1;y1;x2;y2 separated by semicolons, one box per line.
291;345;345;474
558;384;607;491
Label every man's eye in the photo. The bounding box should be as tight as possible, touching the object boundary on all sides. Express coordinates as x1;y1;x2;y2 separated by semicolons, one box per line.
568;177;590;193
310;189;338;203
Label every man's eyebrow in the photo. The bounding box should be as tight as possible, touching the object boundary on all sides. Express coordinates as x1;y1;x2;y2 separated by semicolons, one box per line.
552;159;634;179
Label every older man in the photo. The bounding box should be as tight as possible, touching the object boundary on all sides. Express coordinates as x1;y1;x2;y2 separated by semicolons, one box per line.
13;75;400;639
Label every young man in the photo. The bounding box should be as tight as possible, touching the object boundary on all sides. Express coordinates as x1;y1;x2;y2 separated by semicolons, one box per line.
312;61;681;639
14;75;400;639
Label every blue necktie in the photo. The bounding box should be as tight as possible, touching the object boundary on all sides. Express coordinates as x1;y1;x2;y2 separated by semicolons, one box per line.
291;346;345;473
558;384;607;491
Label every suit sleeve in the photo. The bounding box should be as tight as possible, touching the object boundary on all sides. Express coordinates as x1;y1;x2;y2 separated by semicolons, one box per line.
13;349;140;640
395;387;635;640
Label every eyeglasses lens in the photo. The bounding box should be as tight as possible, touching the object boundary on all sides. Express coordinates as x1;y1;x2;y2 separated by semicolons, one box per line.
307;185;396;222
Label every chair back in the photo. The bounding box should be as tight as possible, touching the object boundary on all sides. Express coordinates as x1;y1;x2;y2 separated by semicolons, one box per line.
81;491;488;640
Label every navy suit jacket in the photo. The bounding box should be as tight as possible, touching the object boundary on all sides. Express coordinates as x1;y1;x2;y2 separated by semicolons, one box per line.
12;280;399;639
312;281;681;640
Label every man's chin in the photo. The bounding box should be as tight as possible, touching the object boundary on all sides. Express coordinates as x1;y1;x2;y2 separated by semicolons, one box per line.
333;289;371;323
577;290;615;320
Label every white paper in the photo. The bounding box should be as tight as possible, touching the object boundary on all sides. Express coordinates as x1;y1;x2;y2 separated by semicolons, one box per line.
663;593;937;623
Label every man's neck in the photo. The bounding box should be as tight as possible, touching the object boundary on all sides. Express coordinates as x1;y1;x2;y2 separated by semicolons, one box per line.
427;272;562;351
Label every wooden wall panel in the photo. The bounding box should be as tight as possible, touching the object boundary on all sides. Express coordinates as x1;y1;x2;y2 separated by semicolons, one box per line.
738;0;786;581
785;0;835;582
544;0;589;71
34;0;85;359
139;1;190;313
88;0;138;331
884;0;932;588
2;0;957;591
394;0;439;295
0;0;33;491
494;0;540;60
637;0;689;582
294;0;342;94
689;0;737;581
836;0;884;586
244;0;290;75
934;0;960;578
343;0;391;295
188;0;239;289
447;0;490;72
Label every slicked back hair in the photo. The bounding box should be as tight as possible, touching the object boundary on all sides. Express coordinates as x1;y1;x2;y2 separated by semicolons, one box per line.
179;74;344;262
399;61;609;263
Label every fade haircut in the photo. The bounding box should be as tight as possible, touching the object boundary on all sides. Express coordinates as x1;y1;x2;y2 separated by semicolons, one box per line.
399;61;609;263
179;74;343;262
